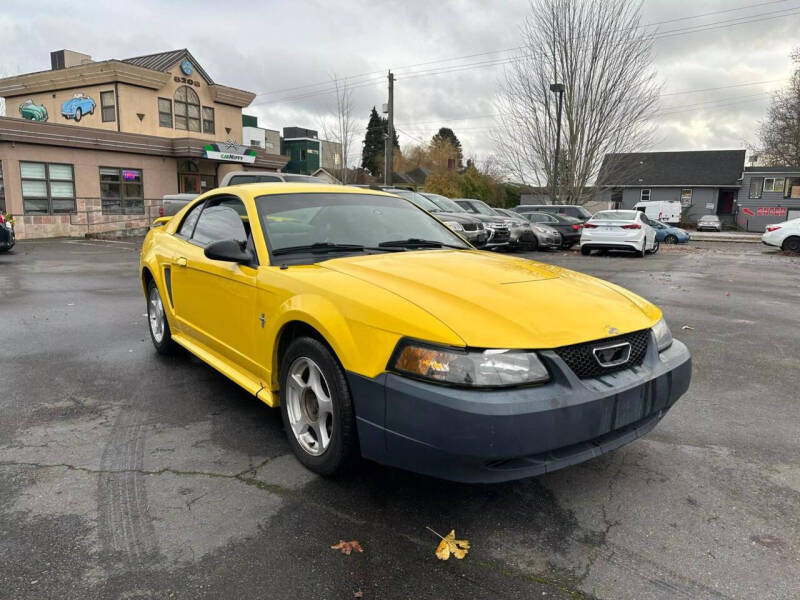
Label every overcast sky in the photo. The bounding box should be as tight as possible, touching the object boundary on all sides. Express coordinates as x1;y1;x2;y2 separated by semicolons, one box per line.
1;0;798;166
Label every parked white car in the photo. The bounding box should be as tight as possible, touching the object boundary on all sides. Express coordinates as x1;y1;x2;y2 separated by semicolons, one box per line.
580;210;658;257
761;218;800;253
633;200;681;224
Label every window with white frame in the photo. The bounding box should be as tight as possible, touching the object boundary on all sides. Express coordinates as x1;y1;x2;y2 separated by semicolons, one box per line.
763;177;785;192
20;162;76;214
640;189;651;201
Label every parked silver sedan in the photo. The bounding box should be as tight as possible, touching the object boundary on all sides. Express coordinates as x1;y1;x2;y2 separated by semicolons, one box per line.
493;208;561;250
696;215;723;231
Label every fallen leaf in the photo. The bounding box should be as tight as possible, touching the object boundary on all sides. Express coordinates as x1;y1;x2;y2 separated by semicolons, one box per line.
331;540;363;555
433;529;470;560
681;325;695;330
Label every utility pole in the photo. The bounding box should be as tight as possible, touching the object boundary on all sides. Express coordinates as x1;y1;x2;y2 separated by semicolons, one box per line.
384;70;395;186
549;82;564;204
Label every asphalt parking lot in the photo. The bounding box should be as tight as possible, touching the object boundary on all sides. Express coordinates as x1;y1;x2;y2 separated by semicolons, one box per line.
1;238;798;600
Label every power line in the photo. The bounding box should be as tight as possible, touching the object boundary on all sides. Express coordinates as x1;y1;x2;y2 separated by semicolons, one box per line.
253;0;797;101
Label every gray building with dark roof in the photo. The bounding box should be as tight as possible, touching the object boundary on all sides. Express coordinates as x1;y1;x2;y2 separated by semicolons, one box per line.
595;150;746;226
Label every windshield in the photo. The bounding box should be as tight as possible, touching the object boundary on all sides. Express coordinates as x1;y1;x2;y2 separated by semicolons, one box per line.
699;215;719;221
526;212;554;223
459;199;497;216
281;174;325;183
592;210;638;221
424;194;465;212
255;193;469;256
387;189;442;212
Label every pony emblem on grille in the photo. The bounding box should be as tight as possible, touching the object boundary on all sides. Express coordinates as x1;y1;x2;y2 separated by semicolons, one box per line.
592;342;632;368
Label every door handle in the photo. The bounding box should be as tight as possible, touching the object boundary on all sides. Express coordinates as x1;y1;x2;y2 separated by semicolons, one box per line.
176;257;187;267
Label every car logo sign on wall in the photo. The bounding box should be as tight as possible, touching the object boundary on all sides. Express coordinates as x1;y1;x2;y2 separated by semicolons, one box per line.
180;60;193;76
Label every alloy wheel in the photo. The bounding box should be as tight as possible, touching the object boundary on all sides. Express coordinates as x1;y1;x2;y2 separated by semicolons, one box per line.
285;357;334;456
148;285;165;343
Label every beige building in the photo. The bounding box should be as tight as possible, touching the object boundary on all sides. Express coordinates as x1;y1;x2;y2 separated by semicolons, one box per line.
0;49;288;239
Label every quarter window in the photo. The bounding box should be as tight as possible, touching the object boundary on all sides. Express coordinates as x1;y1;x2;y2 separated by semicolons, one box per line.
749;177;763;199
176;202;204;239
100;90;116;122
174;86;201;132
158;98;173;128
202;106;215;134
99;167;143;214
20;162;75;215
640;189;651;201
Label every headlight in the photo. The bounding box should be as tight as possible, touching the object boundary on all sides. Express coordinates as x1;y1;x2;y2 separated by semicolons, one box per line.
389;341;550;387
534;226;549;234
443;221;464;231
476;222;484;230
652;318;673;352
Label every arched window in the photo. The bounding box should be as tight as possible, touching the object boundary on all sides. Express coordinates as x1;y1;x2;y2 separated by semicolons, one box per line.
174;86;200;132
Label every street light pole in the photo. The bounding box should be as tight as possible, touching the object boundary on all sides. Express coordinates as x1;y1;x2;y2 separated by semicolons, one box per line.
549;83;564;204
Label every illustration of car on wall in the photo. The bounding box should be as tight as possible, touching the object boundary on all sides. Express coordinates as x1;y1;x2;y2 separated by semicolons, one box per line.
18;99;48;121
61;93;96;122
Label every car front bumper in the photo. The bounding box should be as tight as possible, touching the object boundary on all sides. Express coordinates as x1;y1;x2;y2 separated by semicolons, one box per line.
348;336;691;483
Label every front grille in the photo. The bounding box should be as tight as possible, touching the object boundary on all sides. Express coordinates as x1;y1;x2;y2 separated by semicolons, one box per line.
553;329;650;378
489;227;510;242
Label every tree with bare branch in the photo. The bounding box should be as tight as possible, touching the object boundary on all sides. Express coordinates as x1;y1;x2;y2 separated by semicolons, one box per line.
493;0;660;204
321;75;359;183
759;48;800;167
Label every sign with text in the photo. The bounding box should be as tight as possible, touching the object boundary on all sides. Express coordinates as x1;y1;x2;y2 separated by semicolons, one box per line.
756;207;786;217
203;142;257;164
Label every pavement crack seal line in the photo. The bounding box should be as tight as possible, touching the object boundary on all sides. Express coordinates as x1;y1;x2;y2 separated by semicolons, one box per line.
1;458;591;599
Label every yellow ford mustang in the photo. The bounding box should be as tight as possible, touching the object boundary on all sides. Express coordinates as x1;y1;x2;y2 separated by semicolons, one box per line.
140;183;691;483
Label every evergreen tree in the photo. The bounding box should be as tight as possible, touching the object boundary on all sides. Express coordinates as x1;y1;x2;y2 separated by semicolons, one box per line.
431;127;463;167
360;107;400;176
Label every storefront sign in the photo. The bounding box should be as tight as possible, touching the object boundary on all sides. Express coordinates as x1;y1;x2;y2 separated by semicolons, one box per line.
122;169;138;181
756;207;786;217
203;142;257;164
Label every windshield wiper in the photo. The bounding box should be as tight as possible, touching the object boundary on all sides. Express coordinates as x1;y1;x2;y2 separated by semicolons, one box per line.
272;242;403;256
378;238;466;249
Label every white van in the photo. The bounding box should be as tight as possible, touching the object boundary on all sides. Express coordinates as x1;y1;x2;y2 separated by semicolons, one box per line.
633;200;681;224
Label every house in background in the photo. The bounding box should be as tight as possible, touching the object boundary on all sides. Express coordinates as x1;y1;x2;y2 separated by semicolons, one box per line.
737;166;800;231
281;127;342;175
595;150;745;226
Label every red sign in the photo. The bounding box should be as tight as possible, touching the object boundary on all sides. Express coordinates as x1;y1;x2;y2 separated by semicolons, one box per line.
756;207;787;217
742;207;755;216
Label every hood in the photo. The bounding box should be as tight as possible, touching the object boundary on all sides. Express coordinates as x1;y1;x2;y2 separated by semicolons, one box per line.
322;250;660;348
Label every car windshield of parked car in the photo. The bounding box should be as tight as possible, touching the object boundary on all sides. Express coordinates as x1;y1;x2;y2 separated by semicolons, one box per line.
592;210;639;221
525;212;554;223
425;194;466;213
699;215;719;222
387;189;442;212
255;193;470;255
560;206;592;219
457;199;496;216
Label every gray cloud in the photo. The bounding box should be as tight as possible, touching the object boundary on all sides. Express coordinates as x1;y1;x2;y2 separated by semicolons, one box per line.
1;0;797;165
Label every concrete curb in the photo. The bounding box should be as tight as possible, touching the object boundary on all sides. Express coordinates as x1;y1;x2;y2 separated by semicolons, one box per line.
689;232;761;243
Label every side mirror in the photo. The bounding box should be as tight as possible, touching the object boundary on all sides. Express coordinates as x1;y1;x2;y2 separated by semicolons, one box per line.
204;239;253;264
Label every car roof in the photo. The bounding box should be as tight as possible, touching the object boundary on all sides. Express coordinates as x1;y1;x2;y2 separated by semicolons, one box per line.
212;182;398;198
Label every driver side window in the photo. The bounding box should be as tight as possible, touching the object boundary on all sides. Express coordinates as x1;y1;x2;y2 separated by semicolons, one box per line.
190;196;250;247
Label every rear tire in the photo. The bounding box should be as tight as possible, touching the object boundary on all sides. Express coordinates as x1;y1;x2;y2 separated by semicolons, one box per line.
782;236;800;253
147;279;177;355
648;239;660;254
581;246;591;256
637;241;646;258
279;336;359;477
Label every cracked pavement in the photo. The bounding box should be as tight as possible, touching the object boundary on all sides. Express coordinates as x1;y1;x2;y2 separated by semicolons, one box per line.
1;238;798;599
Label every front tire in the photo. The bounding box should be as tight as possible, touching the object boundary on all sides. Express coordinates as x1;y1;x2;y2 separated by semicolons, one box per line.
664;234;678;244
280;336;359;477
75;108;82;122
782;236;800;253
147;279;177;354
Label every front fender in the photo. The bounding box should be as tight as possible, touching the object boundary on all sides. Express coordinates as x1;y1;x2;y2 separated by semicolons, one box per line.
266;293;401;390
